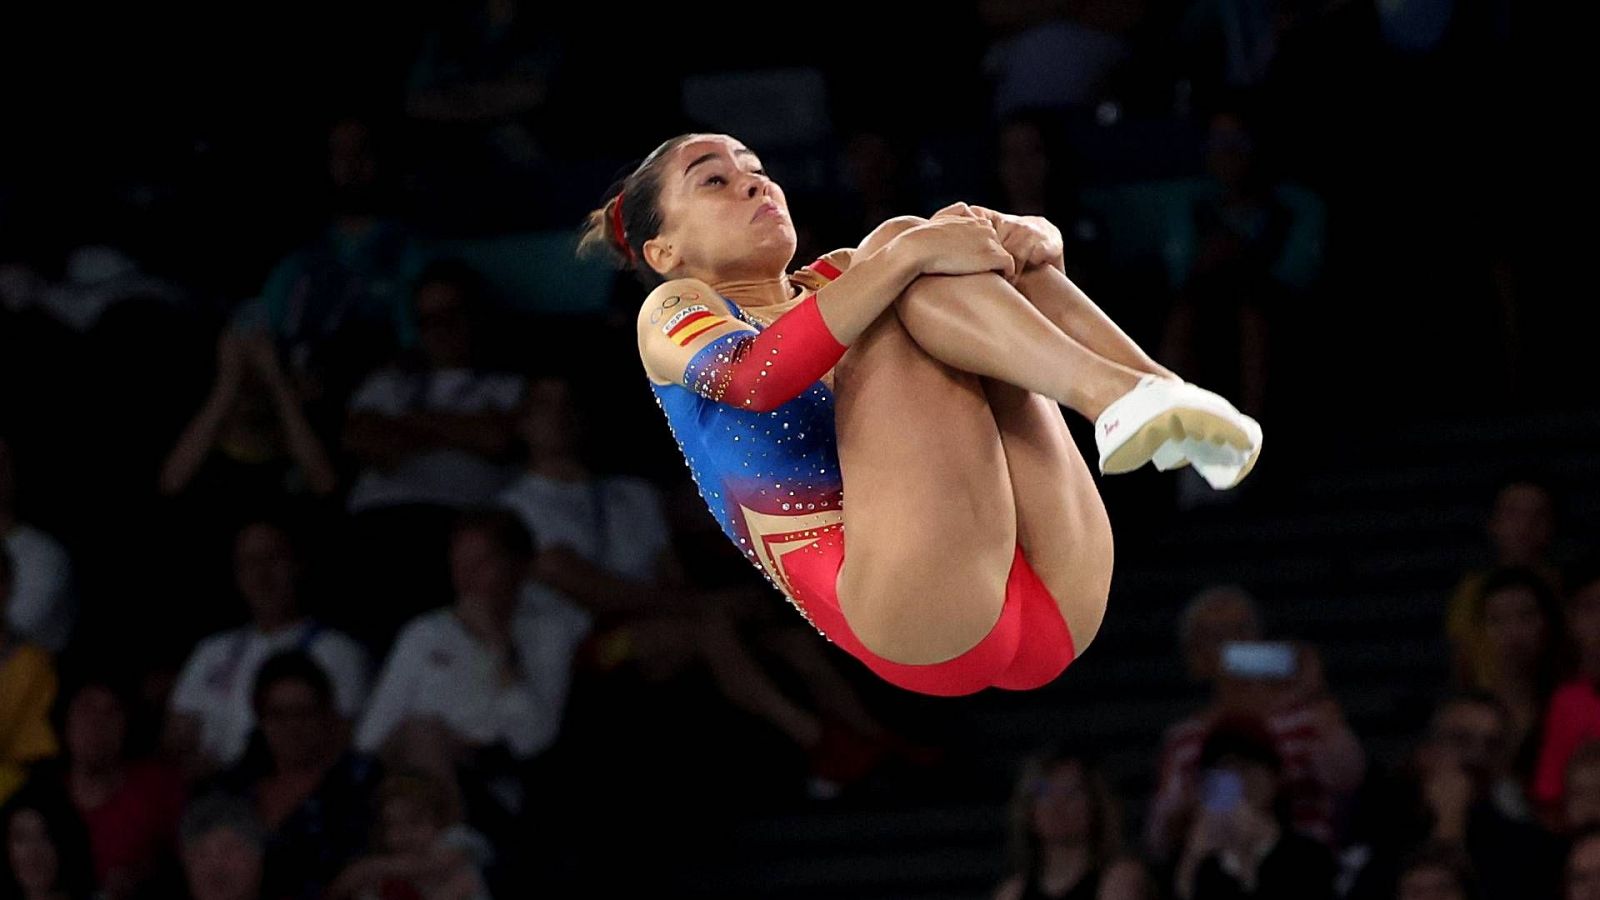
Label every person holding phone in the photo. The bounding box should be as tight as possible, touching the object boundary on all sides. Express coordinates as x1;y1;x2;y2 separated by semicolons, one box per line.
1175;718;1336;900
1149;591;1366;862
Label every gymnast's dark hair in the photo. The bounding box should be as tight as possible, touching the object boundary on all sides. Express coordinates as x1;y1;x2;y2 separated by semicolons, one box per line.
577;134;703;287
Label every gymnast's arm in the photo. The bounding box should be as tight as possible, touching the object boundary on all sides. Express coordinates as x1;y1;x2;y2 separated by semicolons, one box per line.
637;221;1012;411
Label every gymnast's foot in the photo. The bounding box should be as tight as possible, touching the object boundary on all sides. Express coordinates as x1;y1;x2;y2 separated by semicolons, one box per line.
1093;375;1261;489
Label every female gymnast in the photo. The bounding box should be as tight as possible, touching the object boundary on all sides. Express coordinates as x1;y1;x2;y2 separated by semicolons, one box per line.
578;134;1262;697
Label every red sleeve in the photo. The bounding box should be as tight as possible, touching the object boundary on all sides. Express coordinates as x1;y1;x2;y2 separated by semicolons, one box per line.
682;294;847;412
1534;685;1590;806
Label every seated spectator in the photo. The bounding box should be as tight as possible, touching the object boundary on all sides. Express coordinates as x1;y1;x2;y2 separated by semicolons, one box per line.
53;674;184;898
0;547;58;806
327;771;491;900
1348;693;1561;900
355;511;566;823
1535;559;1600;815
1448;475;1564;689
0;780;95;900
1178;585;1265;687
0;437;74;654
988;111;1108;290
1452;567;1569;783
994;744;1146;900
1174;717;1336;900
499;377;896;793
237;116;423;413
814;129;924;251
156;330;340;616
215;652;379;899
166;520;370;778
179;793;267;900
1572;828;1600;900
1394;845;1481;900
1159;105;1324;417
159;330;338;505
1148;586;1365;860
1567;742;1600;832
341;261;525;641
1098;860;1156;900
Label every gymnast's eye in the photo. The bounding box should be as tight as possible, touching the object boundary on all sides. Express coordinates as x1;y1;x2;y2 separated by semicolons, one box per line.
703;174;727;186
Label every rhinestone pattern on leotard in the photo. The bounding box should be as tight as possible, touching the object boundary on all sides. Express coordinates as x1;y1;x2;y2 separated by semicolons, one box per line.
649;294;844;633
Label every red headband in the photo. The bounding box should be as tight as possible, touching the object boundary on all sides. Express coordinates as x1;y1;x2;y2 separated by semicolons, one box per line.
611;193;635;265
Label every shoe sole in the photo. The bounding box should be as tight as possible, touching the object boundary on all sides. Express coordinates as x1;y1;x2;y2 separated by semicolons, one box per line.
1102;407;1253;475
1193;421;1264;489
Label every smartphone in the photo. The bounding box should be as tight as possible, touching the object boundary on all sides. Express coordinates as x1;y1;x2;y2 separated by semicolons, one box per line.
1201;768;1244;813
1221;641;1297;679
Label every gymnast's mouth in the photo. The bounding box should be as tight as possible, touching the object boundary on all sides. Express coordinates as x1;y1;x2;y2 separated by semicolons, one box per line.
752;202;783;223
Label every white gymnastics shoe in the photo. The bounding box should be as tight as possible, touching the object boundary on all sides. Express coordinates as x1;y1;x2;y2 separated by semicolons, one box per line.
1095;376;1258;482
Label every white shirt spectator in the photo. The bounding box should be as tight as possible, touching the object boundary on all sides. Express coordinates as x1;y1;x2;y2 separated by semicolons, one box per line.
497;473;671;582
498;473;675;667
169;619;371;766
4;524;75;653
346;368;525;513
355;602;573;761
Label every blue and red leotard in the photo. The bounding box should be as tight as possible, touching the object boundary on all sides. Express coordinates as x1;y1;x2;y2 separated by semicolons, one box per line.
649;260;1077;696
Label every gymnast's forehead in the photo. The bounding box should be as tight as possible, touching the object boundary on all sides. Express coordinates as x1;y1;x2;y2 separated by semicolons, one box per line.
669;135;761;174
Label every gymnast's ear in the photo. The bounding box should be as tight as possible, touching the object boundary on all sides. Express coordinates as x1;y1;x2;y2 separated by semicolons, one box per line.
643;236;678;278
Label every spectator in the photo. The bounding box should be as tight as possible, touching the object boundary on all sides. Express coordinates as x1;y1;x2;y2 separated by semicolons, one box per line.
994;744;1146;900
355;510;565;823
179;793;266;900
0;781;95;900
54;674;184;898
1448;476;1564;690
499;377;896;792
238;116;424;412
1349;693;1561;900
1148;587;1365;859
1159;106;1324;417
155;330;339;616
0;245;183;335
166;520;370;777
1178;585;1264;686
815;130;923;251
1567;742;1600;832
1452;567;1568;783
327;771;491;900
159;330;338;503
1175;717;1337;900
1394;845;1482;900
1098;860;1157;900
1174;0;1282;90
1571;828;1600;900
0;547;57;807
0;438;74;654
215;652;379;899
341;261;525;641
989;111;1108;290
1535;559;1600;816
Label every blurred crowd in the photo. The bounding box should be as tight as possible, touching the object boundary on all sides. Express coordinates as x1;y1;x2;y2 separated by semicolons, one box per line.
0;0;1573;896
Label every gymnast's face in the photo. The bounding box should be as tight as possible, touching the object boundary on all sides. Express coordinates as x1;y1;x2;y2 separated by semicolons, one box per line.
645;135;796;283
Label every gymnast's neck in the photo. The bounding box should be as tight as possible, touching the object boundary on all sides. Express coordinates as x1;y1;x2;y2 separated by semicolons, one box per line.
708;273;796;310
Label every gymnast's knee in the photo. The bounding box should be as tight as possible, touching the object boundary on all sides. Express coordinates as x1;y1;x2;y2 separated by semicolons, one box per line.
856;215;926;257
